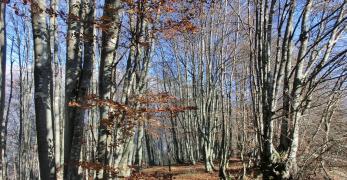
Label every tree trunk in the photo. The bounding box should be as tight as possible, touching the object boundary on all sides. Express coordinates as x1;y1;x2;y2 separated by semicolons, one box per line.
1;36;13;180
0;3;6;179
64;0;95;178
134;123;144;171
31;0;56;179
96;0;121;179
64;0;83;178
50;0;62;178
283;1;312;178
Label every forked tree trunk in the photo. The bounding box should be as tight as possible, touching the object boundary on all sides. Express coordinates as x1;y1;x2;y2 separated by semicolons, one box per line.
283;1;312;178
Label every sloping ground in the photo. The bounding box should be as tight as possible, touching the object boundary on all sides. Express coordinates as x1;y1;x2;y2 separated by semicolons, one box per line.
128;159;261;180
128;162;347;179
131;163;219;180
328;168;347;179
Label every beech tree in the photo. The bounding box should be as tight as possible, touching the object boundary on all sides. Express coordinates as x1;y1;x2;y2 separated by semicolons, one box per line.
31;0;56;179
0;2;6;179
64;0;95;178
95;0;121;178
250;0;346;178
0;0;345;179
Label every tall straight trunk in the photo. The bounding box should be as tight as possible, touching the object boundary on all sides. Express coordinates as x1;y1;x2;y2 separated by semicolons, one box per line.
144;128;155;165
0;3;6;179
118;9;151;178
240;64;248;178
17;25;24;180
253;0;278;178
96;0;121;179
50;0;62;178
64;0;95;178
171;44;184;164
284;1;313;178
279;0;296;151
201;9;216;172
169;113;181;163
2;37;13;180
134;122;144;171
18;26;32;179
117;3;154;175
64;0;83;178
31;0;56;179
218;1;229;179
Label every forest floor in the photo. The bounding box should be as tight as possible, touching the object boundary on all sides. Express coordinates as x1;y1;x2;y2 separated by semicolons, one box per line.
128;159;347;179
128;158;262;180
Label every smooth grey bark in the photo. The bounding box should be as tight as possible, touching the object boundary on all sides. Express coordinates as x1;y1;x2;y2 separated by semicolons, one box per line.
64;0;95;178
284;1;313;178
251;0;280;178
24;27;35;180
161;5;228;170
0;3;6;179
249;0;345;178
117;6;154;177
31;0;56;179
2;37;13;180
96;0;120;179
2;39;13;180
279;0;296;152
70;0;95;177
64;0;82;178
144;127;155;165
134;122;144;171
170;45;185;164
218;1;229;179
50;0;62;178
169;112;181;163
13;18;33;179
16;20;24;179
197;7;218;172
